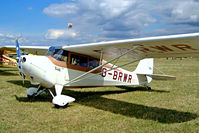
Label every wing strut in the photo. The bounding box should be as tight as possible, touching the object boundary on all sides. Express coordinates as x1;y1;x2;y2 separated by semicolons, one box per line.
99;48;103;65
64;46;140;86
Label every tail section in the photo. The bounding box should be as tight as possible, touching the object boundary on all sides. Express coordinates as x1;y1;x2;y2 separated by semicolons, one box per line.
134;58;154;75
134;58;176;85
134;58;154;84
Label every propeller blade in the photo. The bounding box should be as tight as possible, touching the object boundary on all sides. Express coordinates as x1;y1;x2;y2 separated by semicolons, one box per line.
15;37;21;58
15;37;25;82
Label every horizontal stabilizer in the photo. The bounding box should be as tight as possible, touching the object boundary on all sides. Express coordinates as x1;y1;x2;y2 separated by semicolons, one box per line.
137;74;176;80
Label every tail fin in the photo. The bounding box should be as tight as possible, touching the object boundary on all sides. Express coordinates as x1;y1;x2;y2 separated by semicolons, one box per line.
134;58;154;75
134;58;154;84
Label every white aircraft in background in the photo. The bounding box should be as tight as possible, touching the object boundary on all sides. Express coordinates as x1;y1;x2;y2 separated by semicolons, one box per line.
1;33;199;108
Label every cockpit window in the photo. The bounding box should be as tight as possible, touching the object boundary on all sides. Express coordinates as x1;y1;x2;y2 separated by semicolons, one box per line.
53;49;68;62
45;46;61;56
70;54;88;67
46;47;68;62
46;47;100;70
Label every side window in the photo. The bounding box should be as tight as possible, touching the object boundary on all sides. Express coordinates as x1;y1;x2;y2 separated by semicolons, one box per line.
71;54;80;65
70;54;88;67
79;56;88;67
89;58;99;68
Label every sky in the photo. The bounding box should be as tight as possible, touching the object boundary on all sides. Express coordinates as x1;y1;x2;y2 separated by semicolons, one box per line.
0;0;199;46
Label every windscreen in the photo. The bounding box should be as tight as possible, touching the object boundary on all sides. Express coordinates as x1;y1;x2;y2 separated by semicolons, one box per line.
45;46;68;62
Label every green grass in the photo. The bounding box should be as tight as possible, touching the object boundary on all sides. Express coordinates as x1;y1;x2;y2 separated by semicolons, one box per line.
0;58;199;133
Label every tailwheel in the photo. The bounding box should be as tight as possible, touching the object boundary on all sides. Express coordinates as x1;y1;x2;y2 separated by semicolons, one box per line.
146;86;152;90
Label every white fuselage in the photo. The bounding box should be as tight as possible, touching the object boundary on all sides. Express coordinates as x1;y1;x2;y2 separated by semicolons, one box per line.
20;55;148;88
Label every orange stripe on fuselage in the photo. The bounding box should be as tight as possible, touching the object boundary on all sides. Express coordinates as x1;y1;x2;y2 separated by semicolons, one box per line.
102;60;121;71
47;56;100;74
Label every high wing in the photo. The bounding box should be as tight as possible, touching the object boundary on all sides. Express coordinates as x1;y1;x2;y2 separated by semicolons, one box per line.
0;45;49;55
1;33;199;59
62;33;199;59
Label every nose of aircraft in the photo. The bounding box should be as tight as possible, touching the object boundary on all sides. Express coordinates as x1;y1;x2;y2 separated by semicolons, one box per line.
20;55;54;88
20;56;31;76
21;55;46;79
16;56;27;79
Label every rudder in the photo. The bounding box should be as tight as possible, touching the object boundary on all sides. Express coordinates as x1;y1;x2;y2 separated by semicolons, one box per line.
134;58;154;84
134;58;154;75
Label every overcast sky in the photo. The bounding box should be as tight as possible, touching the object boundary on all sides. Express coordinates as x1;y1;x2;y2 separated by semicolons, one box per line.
0;0;199;46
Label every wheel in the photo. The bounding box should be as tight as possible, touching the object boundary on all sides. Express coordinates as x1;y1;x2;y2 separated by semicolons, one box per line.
52;95;75;108
26;87;38;96
27;93;36;99
26;87;46;99
147;86;152;90
27;95;33;99
54;103;68;108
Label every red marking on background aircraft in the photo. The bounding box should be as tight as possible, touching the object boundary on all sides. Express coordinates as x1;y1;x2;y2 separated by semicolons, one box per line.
2;55;11;61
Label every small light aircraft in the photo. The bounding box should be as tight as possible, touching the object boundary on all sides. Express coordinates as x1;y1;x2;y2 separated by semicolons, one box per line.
1;33;199;108
0;47;16;66
0;54;17;67
0;47;31;67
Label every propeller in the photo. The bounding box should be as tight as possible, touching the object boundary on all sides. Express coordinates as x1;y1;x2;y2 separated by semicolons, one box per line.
15;38;25;84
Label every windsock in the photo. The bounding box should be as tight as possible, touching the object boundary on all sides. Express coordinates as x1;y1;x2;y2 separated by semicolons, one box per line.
68;23;72;29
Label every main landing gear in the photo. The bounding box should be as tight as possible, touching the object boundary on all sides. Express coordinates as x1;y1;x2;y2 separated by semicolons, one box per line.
26;84;75;108
48;84;75;108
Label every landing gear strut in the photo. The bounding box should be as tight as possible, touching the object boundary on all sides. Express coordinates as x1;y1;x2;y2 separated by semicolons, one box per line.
48;84;75;108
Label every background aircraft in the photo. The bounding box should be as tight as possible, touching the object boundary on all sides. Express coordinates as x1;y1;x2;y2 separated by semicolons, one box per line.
0;46;48;67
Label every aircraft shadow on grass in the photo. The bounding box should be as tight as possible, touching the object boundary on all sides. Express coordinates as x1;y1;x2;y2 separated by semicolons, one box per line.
9;79;198;124
0;69;18;76
8;80;37;88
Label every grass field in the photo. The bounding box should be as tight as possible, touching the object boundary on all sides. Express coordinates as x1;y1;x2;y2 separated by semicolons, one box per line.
0;58;199;133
